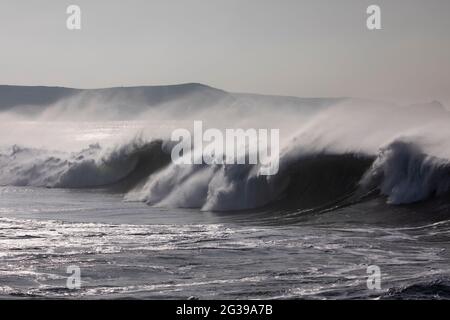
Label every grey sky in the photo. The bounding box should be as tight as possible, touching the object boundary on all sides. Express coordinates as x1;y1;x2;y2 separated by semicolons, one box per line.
0;0;449;103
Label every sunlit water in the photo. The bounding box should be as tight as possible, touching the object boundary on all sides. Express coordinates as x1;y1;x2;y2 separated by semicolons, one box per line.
1;186;450;299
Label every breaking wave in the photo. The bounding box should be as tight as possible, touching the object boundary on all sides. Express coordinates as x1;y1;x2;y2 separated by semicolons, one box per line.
0;138;171;190
361;140;450;205
1;85;450;213
2;135;450;213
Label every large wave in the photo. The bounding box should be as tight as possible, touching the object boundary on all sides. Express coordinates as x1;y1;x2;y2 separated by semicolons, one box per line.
1;85;450;212
3;136;449;213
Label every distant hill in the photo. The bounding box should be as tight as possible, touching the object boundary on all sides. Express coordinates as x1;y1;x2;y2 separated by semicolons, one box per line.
0;83;343;119
0;83;228;111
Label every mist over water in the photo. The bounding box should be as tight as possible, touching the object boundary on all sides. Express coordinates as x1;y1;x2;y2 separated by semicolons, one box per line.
1;85;449;211
1;84;450;299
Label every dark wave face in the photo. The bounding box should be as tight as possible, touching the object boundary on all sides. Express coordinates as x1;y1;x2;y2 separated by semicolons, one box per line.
2;136;450;220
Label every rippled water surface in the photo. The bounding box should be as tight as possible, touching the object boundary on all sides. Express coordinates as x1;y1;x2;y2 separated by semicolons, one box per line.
1;187;450;299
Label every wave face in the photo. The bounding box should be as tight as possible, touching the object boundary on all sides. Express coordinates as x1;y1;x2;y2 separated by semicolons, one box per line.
3;135;448;213
0;139;170;189
125;147;375;212
1;84;450;213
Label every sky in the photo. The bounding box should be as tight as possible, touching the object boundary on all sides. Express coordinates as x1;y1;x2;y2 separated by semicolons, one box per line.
0;0;449;104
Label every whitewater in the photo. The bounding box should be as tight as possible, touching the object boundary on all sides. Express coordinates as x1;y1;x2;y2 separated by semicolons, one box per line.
1;84;450;299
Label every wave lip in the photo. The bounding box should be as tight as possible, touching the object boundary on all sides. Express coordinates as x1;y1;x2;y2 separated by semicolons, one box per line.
361;140;450;205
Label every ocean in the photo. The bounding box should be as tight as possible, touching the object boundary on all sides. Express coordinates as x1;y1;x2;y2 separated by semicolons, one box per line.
1;85;450;299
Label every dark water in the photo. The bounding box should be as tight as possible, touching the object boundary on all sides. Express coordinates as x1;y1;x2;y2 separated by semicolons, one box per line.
1;186;449;300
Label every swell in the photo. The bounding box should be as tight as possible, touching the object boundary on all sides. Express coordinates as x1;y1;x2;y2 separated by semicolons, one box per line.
2;137;450;214
127;137;450;212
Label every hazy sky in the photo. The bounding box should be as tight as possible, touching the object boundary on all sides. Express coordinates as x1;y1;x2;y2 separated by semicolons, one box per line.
0;0;449;103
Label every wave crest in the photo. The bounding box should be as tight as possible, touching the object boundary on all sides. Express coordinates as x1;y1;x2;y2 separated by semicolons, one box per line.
0;139;170;189
3;136;450;212
361;140;450;204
